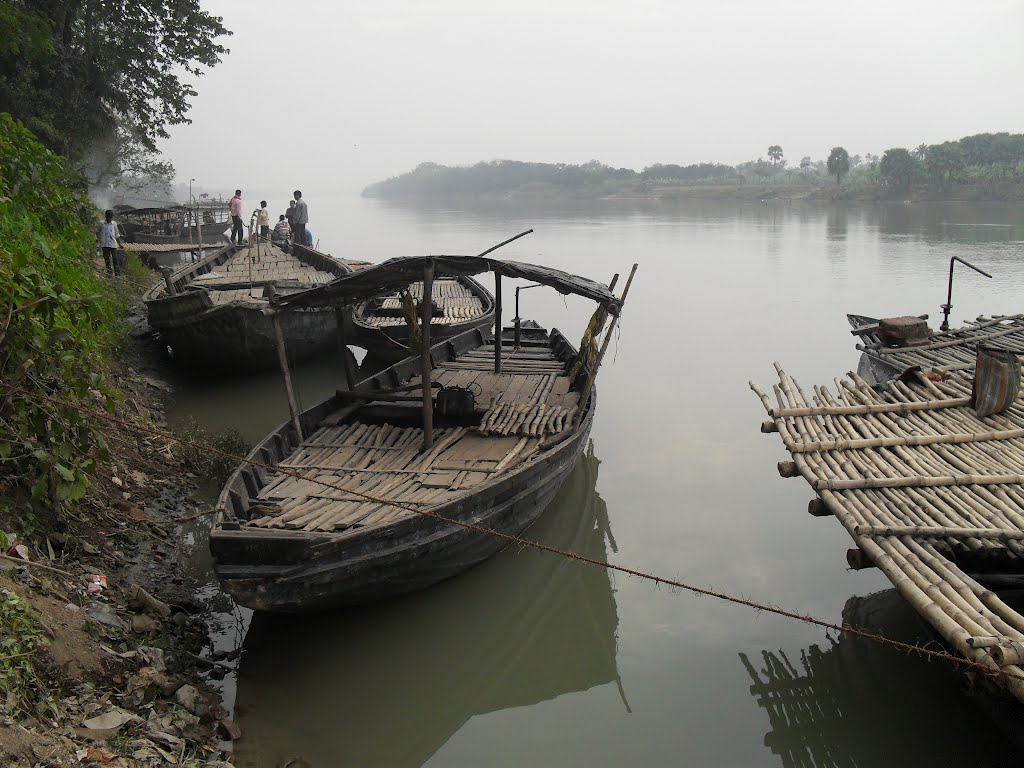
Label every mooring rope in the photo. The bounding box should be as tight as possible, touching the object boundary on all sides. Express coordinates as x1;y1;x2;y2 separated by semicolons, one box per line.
1;380;1021;685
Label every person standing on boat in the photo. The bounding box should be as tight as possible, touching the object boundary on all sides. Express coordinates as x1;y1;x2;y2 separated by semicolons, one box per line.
96;209;125;276
285;199;296;230
257;200;270;240
291;190;308;247
228;189;244;245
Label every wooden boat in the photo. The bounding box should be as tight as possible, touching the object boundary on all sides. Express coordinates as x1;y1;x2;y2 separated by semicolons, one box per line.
351;275;494;362
143;242;363;372
847;312;1024;387
231;442;623;766
210;254;631;611
120;202;231;245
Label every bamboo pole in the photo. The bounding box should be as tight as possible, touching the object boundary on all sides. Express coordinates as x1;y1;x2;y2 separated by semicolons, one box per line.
770;396;972;418
494;273;502;373
421;259;434;451
266;285;303;441
573;263;638;430
335;307;356;391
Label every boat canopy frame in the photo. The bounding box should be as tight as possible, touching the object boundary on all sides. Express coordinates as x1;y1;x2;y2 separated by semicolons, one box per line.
272;255;623;314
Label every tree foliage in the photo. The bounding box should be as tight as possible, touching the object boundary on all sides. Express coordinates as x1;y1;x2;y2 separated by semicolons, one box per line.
879;148;919;192
0;0;230;160
767;145;783;165
827;147;850;184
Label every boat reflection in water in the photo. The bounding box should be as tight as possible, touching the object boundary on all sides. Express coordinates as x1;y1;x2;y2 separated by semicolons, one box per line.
232;441;622;768
741;589;1023;767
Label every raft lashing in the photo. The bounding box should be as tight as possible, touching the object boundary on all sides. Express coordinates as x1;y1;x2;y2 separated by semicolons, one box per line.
752;354;1024;703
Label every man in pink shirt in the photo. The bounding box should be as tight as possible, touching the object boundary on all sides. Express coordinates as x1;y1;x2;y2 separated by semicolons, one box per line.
228;189;244;245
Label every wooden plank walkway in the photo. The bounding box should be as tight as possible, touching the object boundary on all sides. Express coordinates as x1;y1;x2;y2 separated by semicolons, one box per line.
752;362;1024;703
247;340;578;534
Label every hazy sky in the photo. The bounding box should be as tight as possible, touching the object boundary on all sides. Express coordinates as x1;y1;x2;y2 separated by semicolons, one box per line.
162;0;1024;199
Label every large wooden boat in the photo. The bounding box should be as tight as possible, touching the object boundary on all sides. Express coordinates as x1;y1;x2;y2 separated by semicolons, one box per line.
231;442;623;766
210;254;631;611
143;242;362;372
351;275;494;362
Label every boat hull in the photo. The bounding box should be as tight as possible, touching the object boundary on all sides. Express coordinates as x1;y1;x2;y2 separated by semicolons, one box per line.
143;244;352;373
210;326;595;611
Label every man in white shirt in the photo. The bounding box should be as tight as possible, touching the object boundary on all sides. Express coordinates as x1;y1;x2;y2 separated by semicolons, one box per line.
291;190;308;246
96;209;125;275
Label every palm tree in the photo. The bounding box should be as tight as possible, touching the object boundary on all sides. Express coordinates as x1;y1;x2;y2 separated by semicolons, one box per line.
767;145;784;166
827;147;850;184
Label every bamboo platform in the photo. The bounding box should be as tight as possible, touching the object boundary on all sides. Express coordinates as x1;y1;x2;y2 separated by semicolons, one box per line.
753;363;1024;702
248;342;578;533
188;243;337;291
857;315;1024;374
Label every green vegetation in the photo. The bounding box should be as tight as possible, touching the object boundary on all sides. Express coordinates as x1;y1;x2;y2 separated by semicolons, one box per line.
827;147;850;185
364;132;1024;203
0;114;119;528
0;588;55;718
0;0;230;184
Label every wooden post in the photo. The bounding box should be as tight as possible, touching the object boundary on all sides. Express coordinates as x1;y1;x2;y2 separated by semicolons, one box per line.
420;260;434;451
160;268;176;296
335;307;356;391
494;273;502;373
266;284;303;441
573;263;637;429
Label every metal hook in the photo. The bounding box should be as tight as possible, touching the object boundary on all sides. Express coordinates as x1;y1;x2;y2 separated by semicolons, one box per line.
941;256;992;331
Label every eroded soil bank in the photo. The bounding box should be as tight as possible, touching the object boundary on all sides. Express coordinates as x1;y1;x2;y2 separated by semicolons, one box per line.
1;299;242;768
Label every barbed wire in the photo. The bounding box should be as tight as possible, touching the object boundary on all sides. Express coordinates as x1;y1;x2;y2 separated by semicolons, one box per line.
0;380;1019;685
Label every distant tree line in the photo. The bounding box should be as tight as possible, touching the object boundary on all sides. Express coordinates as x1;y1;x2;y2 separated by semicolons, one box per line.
364;132;1024;201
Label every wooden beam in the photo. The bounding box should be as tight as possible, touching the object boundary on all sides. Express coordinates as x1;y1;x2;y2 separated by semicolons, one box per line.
335;307;356;391
421;260;434;451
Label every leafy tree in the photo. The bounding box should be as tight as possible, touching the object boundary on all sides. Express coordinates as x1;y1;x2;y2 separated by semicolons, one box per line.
0;1;231;162
826;147;850;184
799;156;811;169
879;148;919;191
767;145;783;165
924;141;965;186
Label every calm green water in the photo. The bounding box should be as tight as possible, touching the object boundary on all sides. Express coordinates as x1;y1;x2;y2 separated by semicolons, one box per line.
167;198;1024;766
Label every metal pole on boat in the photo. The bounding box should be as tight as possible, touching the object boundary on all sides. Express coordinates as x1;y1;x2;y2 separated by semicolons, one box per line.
266;283;304;441
494;273;502;373
421;259;435;451
573;263;638;430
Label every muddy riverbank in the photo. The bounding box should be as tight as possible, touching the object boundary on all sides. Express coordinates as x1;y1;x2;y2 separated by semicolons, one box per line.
0;297;241;768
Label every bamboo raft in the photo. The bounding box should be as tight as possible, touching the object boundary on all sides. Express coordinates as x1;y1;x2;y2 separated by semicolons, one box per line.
753;363;1024;703
850;314;1024;385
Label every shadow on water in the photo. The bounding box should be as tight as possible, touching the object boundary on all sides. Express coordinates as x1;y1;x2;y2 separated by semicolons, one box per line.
229;441;622;768
741;589;1024;767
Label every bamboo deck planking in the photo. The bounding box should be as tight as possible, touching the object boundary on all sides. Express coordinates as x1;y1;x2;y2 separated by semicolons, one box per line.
753;360;1024;702
248;341;578;533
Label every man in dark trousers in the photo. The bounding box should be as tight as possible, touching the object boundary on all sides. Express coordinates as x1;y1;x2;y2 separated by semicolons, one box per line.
291;190;308;247
96;209;125;275
228;189;244;245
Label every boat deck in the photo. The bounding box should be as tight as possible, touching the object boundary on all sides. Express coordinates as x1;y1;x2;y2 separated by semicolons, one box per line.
857;314;1024;374
248;342;580;533
357;279;487;327
753;363;1024;703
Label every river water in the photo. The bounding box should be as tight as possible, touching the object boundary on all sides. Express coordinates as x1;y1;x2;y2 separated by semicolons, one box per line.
166;197;1024;766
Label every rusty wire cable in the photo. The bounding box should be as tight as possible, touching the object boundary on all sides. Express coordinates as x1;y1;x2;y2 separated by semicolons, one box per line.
1;380;1021;684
